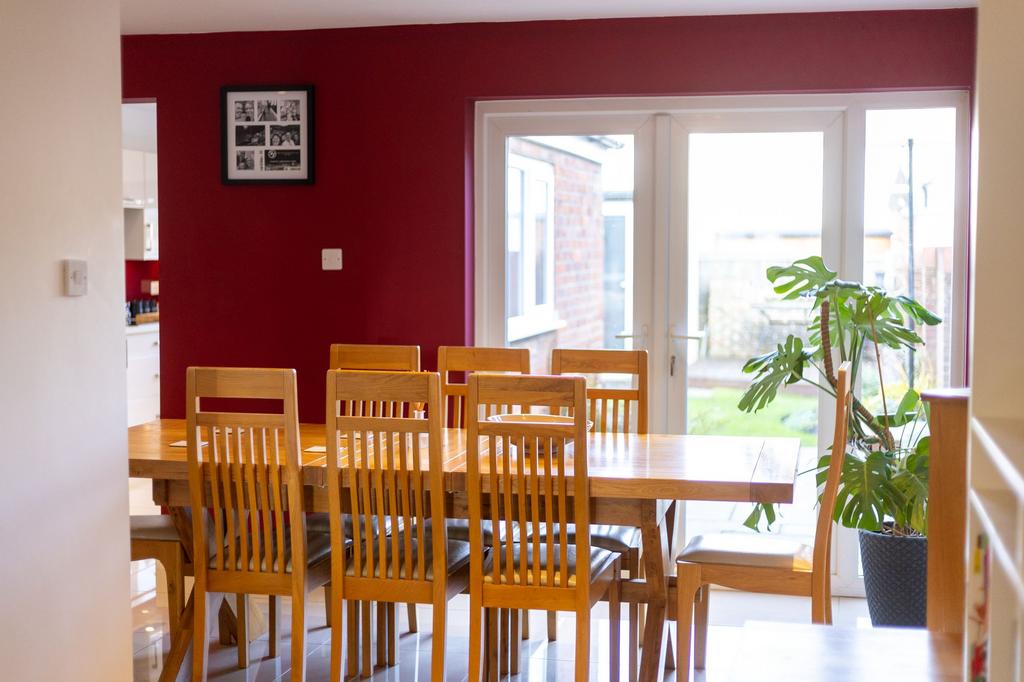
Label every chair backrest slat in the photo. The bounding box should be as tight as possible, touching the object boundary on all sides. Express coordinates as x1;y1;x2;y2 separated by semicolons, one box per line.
330;343;421;422
812;363;853;591
551;348;648;434
467;374;588;593
186;367;305;583
438;346;530;428
326;370;445;587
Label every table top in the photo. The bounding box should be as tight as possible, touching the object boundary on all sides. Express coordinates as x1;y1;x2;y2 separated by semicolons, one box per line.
729;621;962;681
128;419;799;503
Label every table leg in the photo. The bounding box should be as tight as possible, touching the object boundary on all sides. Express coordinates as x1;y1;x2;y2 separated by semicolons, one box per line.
638;500;670;682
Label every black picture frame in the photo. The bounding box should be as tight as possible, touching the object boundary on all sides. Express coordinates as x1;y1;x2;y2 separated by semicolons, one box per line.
220;85;315;185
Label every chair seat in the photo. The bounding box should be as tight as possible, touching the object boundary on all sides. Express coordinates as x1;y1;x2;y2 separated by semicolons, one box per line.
445;519;518;545
210;530;332;573
676;533;813;571
346;524;471;579
130;514;180;543
306;512;387;540
483;543;618;587
527;523;640;554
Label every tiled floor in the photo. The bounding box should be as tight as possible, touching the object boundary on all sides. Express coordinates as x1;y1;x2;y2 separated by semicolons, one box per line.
131;558;870;681
130;478;870;681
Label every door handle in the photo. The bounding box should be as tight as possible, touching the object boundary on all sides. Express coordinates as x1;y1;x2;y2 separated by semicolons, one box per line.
669;330;705;341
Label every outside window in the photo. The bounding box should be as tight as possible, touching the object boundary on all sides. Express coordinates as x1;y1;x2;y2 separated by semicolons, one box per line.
506;153;555;342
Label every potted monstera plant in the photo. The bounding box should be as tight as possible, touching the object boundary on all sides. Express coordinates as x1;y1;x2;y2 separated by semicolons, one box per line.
739;256;941;626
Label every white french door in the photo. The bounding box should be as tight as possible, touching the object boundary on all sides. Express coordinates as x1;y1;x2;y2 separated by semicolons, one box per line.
475;92;970;597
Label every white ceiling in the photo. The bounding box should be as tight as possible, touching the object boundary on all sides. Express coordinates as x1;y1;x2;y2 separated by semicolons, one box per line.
121;0;975;35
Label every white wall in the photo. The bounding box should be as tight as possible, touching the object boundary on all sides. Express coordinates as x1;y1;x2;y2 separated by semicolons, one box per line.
971;0;1024;419
0;1;130;679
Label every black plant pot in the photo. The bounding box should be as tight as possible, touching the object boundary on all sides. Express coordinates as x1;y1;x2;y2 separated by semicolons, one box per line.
859;528;928;627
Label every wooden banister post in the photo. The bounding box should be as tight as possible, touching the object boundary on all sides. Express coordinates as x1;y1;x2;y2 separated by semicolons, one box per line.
921;388;970;635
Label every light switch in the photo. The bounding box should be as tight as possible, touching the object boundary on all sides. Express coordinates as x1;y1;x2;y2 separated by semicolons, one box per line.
321;248;343;271
63;259;88;296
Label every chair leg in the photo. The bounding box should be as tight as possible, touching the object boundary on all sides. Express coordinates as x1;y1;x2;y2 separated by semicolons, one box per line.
486;607;498;682
375;602;386;668
346;600;359;679
627;547;639;682
510;609;520;675
468;601;483;682
675;562;702;682
360;601;372;678
387;603;397;667
236;594;250;669
609;560;622;682
575;604;590;682
547;609;557;641
499;609;509;675
154;543;185;635
521;608;530;639
407;602;418;632
269;595;280;658
693;584;710;670
290;588;308;682
329;593;344;682
192;589;212;682
431;597;447;681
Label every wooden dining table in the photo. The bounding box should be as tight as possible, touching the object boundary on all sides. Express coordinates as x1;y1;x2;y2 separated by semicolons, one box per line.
128;418;800;682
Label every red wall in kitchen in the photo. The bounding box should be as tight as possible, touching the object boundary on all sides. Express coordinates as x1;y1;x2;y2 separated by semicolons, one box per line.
125;260;159;302
121;9;976;421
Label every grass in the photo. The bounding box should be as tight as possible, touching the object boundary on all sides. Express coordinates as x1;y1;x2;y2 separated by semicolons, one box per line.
688;386;818;446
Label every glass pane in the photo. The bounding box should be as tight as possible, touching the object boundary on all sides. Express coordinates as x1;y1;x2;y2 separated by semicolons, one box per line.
685;131;824;544
533;178;549;306
505;135;635;381
862;108;957;413
506;166;524;318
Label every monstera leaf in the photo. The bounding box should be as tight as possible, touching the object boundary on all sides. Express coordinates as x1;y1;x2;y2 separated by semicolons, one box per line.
823;448;902;532
738;336;815;413
766;256;837;300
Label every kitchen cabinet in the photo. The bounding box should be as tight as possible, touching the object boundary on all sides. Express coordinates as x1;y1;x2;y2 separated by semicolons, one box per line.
126;324;160;426
124;207;158;261
123;149;157;208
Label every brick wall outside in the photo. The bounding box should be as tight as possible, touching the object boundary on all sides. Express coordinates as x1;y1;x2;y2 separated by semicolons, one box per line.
509;138;605;374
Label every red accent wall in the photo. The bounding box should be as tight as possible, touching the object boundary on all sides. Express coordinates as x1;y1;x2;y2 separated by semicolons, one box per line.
121;10;976;422
125;260;159;301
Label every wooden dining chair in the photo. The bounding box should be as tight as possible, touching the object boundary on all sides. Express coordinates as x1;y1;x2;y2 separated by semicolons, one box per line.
320;343;422;635
325;370;471;680
674;362;854;682
130;514;188;634
549;348;647;676
185;367;332;682
466;373;622;681
437;346;530;428
438;345;533;641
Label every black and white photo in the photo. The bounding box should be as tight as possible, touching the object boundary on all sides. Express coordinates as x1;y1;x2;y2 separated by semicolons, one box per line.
269;125;300;146
279;99;301;121
234;125;265;147
233;100;254;121
264;149;301;171
256;99;277;121
235;150;255;170
221;85;314;184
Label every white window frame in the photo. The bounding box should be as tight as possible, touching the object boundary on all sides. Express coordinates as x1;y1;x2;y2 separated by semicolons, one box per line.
505;152;558;342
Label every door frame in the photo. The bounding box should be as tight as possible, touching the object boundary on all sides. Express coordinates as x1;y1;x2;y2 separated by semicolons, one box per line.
474;92;971;596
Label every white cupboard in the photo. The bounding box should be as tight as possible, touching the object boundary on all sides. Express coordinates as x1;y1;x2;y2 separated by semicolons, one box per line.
126;324;160;426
